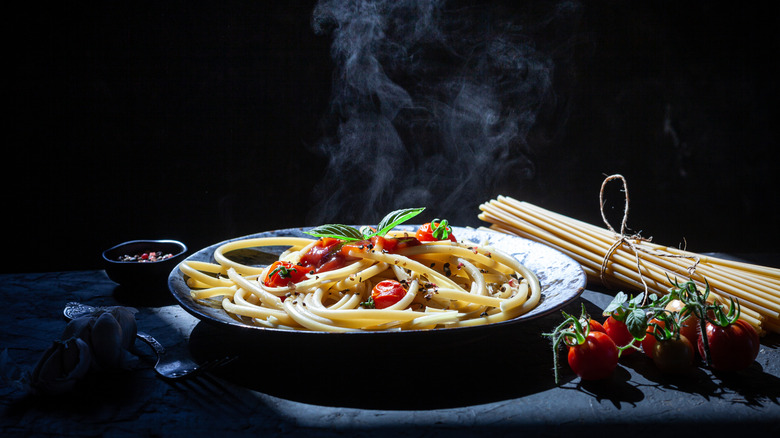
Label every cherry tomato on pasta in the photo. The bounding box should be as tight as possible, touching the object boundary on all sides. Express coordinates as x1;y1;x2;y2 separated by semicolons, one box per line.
299;237;362;273
299;238;342;267
416;220;456;242
371;280;407;309
263;261;313;287
369;235;421;253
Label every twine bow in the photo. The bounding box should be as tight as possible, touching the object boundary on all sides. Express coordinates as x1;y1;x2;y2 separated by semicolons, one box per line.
598;174;700;304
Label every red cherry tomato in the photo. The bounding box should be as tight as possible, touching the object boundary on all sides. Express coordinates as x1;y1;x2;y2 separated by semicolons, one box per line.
588;318;606;333
415;221;456;242
567;331;619;380
569;318;605;336
371;280;407;309
642;317;665;358
603;315;640;356
263;261;313;287
665;299;700;346
698;318;760;372
652;335;695;374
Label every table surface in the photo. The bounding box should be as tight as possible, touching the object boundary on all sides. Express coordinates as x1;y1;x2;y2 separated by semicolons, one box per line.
2;258;779;437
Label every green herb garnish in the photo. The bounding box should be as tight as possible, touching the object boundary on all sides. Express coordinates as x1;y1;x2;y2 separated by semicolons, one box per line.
269;264;296;279
360;296;376;309
430;218;452;240
304;207;425;242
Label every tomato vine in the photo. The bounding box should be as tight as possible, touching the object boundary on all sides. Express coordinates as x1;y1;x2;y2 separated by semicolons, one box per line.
546;277;760;383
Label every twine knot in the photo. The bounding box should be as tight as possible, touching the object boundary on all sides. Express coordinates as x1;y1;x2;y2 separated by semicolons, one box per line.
598;174;699;303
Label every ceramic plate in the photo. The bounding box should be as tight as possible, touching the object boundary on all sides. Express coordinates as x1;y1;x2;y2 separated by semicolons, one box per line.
168;226;585;340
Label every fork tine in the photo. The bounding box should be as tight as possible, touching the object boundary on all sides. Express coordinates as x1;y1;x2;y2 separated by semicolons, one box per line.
210;356;238;369
172;366;256;416
190;356;238;377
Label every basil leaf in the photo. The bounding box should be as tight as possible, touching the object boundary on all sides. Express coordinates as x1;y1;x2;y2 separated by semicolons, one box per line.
625;308;648;339
372;207;425;238
629;293;645;306
303;207;426;242
603;291;628;316
304;224;364;241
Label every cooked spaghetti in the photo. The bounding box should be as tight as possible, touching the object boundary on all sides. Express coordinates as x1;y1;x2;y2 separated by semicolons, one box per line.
179;221;542;332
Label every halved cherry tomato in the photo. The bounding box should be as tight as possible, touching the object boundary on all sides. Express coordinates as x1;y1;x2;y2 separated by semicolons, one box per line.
369;235;421;253
371;280;407;309
603;315;640;356
415;221;456;242
299;238;343;268
698;318;760;372
263;261;313;287
652;335;695;374
567;331;619;380
300;235;424;274
299;237;362;273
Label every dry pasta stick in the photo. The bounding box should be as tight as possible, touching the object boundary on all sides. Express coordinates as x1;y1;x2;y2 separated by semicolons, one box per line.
479;193;779;334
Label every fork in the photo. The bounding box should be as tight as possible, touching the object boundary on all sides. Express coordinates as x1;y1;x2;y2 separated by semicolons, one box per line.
63;302;235;380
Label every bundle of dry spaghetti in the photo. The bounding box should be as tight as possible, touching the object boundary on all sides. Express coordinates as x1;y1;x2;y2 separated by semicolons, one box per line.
478;175;780;335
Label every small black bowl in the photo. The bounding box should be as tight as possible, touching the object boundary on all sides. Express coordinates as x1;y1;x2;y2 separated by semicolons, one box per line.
102;239;187;289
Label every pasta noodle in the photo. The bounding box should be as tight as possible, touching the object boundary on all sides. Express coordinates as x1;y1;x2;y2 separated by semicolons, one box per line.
180;230;542;332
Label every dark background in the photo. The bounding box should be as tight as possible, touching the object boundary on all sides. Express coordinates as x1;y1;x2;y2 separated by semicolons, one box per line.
5;0;778;274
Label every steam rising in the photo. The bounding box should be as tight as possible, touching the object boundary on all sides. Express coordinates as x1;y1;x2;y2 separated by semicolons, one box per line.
308;0;576;226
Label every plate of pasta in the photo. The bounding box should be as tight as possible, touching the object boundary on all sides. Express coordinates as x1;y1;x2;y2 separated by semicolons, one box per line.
168;209;586;337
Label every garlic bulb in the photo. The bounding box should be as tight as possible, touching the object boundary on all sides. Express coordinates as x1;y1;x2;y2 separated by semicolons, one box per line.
90;313;124;370
108;306;138;351
61;306;139;371
30;337;91;395
30;305;140;395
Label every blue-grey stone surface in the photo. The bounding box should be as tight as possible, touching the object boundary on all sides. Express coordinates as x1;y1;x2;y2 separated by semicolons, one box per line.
2;258;779;437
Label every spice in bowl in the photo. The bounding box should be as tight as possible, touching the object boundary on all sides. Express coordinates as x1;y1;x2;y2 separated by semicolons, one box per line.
117;251;174;263
102;239;187;288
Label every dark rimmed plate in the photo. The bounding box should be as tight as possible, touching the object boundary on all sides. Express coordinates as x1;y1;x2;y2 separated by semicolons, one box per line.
167;226;585;344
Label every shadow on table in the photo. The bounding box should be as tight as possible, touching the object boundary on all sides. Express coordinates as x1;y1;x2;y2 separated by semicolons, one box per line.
181;285;780;411
185;317;562;410
177;284;622;410
580;335;780;410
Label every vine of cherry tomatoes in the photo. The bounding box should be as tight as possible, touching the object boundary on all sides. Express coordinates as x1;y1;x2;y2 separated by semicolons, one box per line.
545;279;760;383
